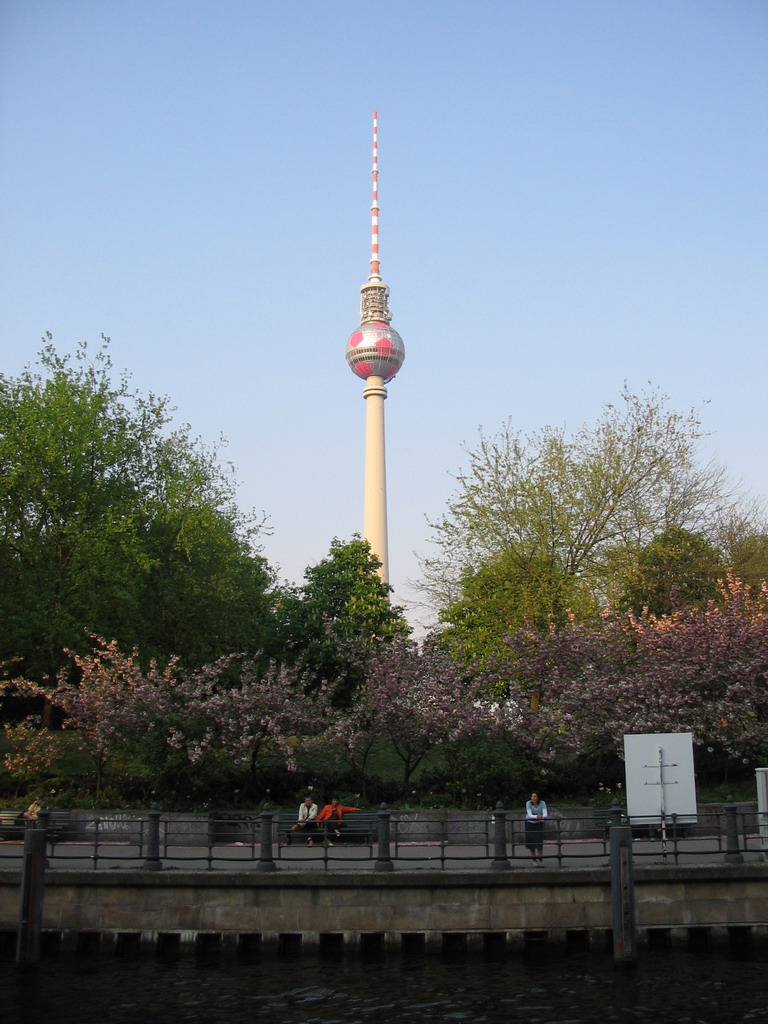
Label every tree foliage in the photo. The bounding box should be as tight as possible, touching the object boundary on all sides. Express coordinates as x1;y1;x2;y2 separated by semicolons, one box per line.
3;716;62;787
729;533;768;591
427;385;755;655
0;339;274;680
618;525;722;615
437;551;587;664
9;639;179;797
274;536;410;704
499;575;768;775
9;636;332;804
329;636;487;785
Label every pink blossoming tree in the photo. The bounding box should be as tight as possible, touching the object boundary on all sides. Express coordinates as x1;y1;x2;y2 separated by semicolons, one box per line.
334;637;488;785
10;637;333;802
502;575;768;774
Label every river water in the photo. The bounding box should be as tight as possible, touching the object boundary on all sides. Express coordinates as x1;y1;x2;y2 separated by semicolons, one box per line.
3;940;768;1024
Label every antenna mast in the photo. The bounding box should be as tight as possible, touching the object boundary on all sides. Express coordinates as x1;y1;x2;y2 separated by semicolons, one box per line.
360;111;391;323
370;110;380;282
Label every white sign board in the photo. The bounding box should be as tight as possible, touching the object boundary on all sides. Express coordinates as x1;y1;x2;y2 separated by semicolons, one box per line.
623;733;697;824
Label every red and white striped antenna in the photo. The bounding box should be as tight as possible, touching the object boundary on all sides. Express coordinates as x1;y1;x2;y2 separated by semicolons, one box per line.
356;111;392;325
369;110;381;282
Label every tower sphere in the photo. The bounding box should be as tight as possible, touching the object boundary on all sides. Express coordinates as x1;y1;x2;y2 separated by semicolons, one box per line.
346;321;405;383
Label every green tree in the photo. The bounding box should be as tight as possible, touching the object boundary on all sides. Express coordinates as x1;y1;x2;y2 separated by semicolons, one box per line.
0;338;274;681
619;525;723;615
437;550;592;663
424;385;751;652
728;534;768;591
274;536;410;705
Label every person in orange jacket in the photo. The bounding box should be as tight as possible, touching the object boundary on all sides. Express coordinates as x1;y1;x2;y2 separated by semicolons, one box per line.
315;796;359;844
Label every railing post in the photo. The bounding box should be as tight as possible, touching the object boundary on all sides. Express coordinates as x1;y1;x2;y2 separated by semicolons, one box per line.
374;802;394;872
670;812;680;864
143;803;162;871
257;801;277;871
16;820;48;966
207;814;215;871
490;802;511;870
92;814;102;870
607;798;625;828
37;805;51;867
723;794;744;864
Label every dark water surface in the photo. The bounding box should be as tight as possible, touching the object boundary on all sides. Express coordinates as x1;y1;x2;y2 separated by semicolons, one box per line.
3;943;768;1024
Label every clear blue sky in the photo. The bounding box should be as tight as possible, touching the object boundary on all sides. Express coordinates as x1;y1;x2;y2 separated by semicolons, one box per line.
1;1;766;627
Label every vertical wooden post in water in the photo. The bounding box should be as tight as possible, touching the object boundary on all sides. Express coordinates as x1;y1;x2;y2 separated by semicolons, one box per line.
16;824;48;966
609;825;637;966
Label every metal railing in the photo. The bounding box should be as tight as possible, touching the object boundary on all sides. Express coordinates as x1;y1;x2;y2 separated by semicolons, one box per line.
0;800;765;871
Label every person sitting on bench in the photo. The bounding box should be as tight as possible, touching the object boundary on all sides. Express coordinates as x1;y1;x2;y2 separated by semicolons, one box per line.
316;797;359;844
291;795;319;845
23;795;43;823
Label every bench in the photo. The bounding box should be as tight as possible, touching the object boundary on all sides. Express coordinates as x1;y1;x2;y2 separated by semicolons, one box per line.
0;808;71;843
278;811;377;847
0;810;24;841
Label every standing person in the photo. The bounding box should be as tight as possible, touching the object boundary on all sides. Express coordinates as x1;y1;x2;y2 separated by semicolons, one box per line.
316;796;359;845
525;792;547;865
291;795;319;845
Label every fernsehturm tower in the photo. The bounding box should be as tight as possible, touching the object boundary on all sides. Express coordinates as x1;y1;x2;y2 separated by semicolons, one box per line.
345;112;405;585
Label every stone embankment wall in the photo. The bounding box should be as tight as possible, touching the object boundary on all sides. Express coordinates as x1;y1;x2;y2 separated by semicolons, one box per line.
1;864;767;952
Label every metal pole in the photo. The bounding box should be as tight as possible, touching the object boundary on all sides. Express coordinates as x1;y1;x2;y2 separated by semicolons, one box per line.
374;803;394;872
670;812;680;865
723;795;744;864
16;823;48;966
257;802;277;871
37;806;51;867
609;825;637;966
490;802;511;870
142;803;162;871
658;744;668;860
755;768;768;860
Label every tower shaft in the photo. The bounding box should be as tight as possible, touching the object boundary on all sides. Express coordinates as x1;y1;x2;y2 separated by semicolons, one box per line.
362;375;390;583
